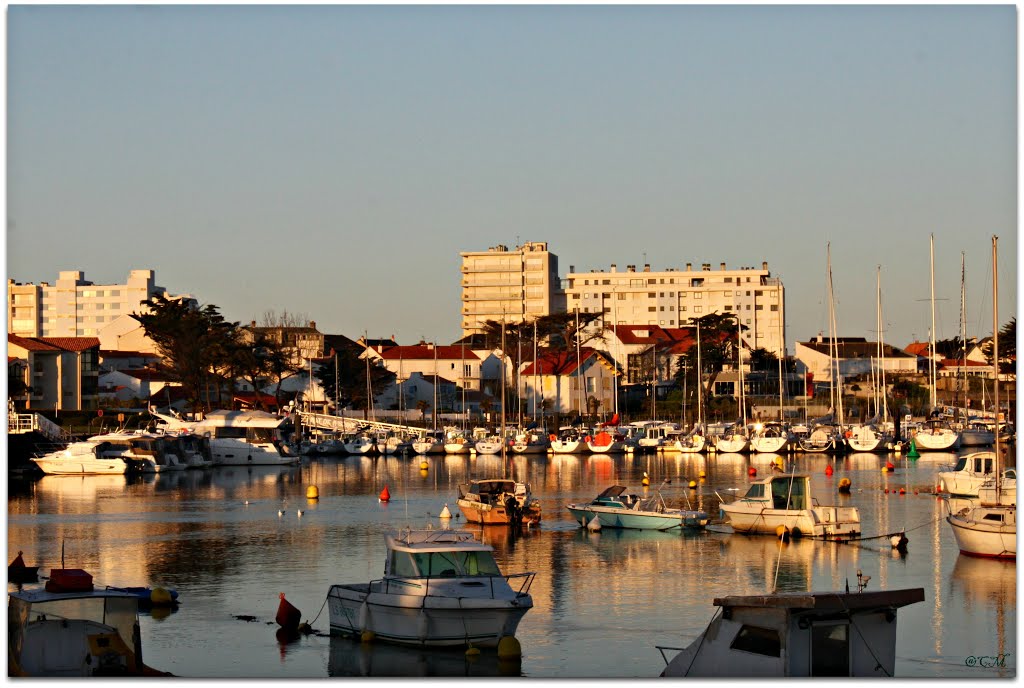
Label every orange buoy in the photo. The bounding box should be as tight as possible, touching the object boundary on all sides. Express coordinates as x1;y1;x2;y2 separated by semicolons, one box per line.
379;485;391;502
748;467;757;477
899;488;906;495
886;462;895;471
276;592;301;631
825;464;834;476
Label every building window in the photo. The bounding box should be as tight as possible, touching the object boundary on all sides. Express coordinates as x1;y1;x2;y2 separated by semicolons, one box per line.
755;290;763;296
648;292;656;298
771;305;779;311
694;293;702;299
602;279;610;285
681;306;687;312
669;306;675;311
617;293;626;300
755;305;763;310
648;306;656;312
648;279;656;285
725;277;733;283
694;306;702;313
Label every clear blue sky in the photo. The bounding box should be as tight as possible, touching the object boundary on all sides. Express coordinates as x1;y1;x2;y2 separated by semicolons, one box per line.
7;5;1017;352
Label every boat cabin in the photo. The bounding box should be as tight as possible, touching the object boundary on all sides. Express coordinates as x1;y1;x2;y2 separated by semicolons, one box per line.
951;453;995;477
741;475;811;511
660;588;925;677
384;530;503;579
458;479;528;506
590;485;642;510
9;589;143;677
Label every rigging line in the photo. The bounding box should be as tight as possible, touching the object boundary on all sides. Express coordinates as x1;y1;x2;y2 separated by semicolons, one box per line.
307;593;330;626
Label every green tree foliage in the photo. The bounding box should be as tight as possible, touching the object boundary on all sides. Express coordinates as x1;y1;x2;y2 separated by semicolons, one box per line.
981;318;1016;375
132;295;238;411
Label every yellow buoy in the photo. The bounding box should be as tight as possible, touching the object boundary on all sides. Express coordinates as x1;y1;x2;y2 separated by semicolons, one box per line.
698;470;706;478
688;480;697;489
465;645;481;657
360;631;375;644
496;635;522;660
642;472;650;486
776;525;790;542
306;485;319;500
419;460;429;470
150;587;172;605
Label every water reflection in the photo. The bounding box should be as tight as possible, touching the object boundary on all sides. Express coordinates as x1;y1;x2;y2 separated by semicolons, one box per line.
327;636;520;677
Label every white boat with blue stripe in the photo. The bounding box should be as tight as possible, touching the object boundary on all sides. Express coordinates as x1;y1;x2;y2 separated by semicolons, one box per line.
567;485;709;531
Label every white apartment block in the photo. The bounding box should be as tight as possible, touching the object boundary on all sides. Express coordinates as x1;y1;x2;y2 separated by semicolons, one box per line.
564;260;787;358
460;242;562;335
8;269;193;338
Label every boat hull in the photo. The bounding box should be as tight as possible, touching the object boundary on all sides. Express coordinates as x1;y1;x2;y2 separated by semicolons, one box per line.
913;430;961;451
567;504;705;530
456;498;541;526
947;507;1016;559
327;585;531;647
31;458;128;475
716;436;750;453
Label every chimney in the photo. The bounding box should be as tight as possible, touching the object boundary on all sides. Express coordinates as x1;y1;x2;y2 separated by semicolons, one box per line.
762;261;768;271
610;263;617;272
569;265;575;273
686;263;692;271
251;320;256;328
643;264;650;272
426;342;434;350
309;320;316;330
627;265;635;272
720;262;726;271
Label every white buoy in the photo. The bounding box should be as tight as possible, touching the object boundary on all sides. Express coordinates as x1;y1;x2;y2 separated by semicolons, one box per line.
439;504;452;519
278;510;285;517
297;510;304;517
244;500;249;506
587;515;602;532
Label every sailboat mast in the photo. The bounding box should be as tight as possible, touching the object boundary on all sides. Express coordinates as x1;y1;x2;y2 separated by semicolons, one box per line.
432;341;438;432
533;321;539;422
929;233;938;410
576;308;584;417
827;244;843;431
877;266;889;424
696;321;704;427
992;236;1001;495
959;252;967;422
500;315;508;464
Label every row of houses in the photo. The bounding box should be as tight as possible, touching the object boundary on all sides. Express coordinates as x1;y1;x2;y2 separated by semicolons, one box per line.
8;316;1002;416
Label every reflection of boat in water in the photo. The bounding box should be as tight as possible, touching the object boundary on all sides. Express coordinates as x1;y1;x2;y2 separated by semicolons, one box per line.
327;636;519;677
658;587;925;677
949;554;1016;608
33;474;130;500
327;529;535;647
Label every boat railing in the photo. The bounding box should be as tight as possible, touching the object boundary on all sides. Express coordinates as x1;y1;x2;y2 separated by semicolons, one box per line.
655;646;686;666
504;571;536;596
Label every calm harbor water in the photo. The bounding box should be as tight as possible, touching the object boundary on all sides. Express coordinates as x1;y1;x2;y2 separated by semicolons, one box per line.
7;448;1016;678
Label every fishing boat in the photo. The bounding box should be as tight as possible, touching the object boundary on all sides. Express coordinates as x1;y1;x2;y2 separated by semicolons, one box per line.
749;422;792;454
636;422;679;452
456;479;542;527
657;586;925;677
718;473;861;539
937;451;1000;496
8;581;170;676
945;236;1015;560
326;528;536;647
31;439;130;475
567;485;709;531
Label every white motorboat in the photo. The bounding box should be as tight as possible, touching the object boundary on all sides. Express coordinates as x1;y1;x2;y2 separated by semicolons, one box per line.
31;439;130;475
658;587;925;677
912;418;961;451
636;422;679;452
567;485;709;531
9;580;169;676
749;422;792;454
719;473;861;539
938;452;999;496
153;409;300;465
168;433;214;468
327;528;536;647
87;431;187;473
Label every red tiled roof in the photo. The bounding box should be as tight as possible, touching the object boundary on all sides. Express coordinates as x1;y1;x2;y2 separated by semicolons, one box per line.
521;348;601;376
904;342;930;357
233;392;281;407
940;358;990;368
37;337;101;352
380;344;480;361
8;334;60;351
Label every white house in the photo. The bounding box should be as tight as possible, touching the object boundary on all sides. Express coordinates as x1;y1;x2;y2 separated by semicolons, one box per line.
519;347;620;416
795;337;918;383
98;368;175;402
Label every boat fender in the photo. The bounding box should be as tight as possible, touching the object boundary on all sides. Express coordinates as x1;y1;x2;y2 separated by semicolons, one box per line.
497;635;522;660
358;601;369;632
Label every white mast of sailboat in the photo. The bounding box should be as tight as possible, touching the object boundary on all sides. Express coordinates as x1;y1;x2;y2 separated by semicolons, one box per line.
877;266;889;425
929;233;938;411
991;236;1001;501
959;252;967;422
696;320;704;430
827;243;844;432
575;307;584;418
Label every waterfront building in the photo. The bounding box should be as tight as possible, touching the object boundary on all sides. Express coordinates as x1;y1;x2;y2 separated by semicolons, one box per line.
519;347;619;417
460;242;562;336
7;269;193;338
7;334;100;411
564;260;786;358
242;320;325;367
795;336;918;384
98;368;176;403
377;341;483;392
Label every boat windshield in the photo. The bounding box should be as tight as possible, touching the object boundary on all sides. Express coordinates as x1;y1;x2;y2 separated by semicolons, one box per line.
771;477;807;510
391;550;502;578
9;596;137;661
953;457;967;471
743;484;766;499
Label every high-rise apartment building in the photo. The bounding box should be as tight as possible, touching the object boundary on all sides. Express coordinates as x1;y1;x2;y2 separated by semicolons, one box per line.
564;260;787;357
8;269;192;338
459;242;562;335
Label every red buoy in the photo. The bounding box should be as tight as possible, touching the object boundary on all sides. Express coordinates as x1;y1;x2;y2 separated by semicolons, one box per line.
748;467;757;477
379;485;391;502
899;488;906;495
10;551;25;569
276;592;301;631
825;465;834;477
886;462;895;471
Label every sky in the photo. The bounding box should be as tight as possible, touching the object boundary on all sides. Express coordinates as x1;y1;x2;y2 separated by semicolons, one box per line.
6;5;1017;354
